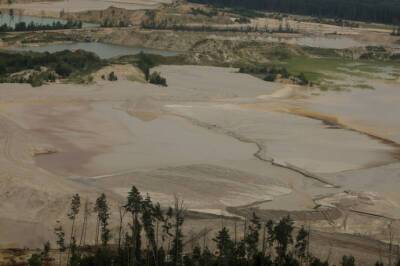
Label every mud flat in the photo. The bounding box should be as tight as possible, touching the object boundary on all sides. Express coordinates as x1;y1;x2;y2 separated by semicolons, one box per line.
0;66;301;247
302;80;400;144
0;64;399;260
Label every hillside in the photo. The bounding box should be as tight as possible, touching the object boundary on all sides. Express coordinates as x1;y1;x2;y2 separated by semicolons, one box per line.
188;0;400;24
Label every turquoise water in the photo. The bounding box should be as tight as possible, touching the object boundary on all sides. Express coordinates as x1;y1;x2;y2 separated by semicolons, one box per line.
11;42;179;59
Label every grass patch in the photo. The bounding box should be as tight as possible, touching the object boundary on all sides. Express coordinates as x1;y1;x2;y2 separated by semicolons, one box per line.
273;56;347;84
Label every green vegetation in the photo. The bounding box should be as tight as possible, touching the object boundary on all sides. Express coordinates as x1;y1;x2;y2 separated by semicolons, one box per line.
228;7;266;18
108;71;118;81
25;186;398;266
190;7;218;17
101;72;118;81
100;19;129;28
135;52;158;81
234;16;251;24
0;20;82;32
188;0;400;24
134;52;169;86
149;71;167;86
278;57;342;83
308;17;359;28
0;50;103;86
391;27;400;36
0;31;78;45
141;20;297;33
239;64;310;85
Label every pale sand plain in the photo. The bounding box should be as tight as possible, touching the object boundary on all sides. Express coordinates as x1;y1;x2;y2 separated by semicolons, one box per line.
0;65;399;253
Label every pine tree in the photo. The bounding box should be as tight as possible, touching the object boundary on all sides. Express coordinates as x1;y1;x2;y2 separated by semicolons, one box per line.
295;226;309;263
266;220;275;255
170;196;185;266
67;194;81;265
163;207;174;254
69;238;80;266
244;212;261;260
153;202;164;252
95;193;111;246
213;227;235;264
124;186;143;266
141;194;158;265
341;255;356;266
274;215;294;264
54;222;66;266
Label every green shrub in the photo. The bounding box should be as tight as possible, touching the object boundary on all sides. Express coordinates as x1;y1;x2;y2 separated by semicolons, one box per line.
28;254;42;266
108;71;118;81
296;72;309;85
149;71;167;86
55;63;73;77
264;73;276;82
0;50;103;86
136;52;157;81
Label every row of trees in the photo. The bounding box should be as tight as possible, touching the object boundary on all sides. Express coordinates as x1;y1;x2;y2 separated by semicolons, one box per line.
0;50;103;86
0;50;169;87
26;186;397;266
100;19;129;28
141;20;297;34
0;70;56;87
391;27;400;36
0;20;82;33
189;0;400;24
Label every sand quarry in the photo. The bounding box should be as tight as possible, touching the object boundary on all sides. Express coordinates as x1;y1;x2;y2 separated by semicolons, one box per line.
0;0;171;17
0;62;399;261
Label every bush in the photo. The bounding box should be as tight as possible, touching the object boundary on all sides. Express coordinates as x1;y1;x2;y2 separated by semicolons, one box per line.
149;71;167;86
136;52;156;81
55;63;73;77
264;73;276;82
28;254;42;266
107;71;118;81
296;72;309;85
341;255;356;266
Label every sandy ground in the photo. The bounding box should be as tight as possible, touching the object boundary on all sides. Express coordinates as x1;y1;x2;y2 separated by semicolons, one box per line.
0;0;171;16
0;65;399;264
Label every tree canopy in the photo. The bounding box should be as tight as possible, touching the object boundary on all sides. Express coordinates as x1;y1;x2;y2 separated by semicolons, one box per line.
188;0;400;24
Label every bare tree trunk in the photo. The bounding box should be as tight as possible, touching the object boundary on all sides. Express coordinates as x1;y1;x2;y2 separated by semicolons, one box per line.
234;221;237;246
244;218;247;239
262;222;266;257
307;223;311;266
397;238;400;265
118;206;126;252
175;217;179;266
389;222;394;266
132;215;136;266
66;218;75;265
79;199;89;247
155;221;160;266
95;217;99;247
59;251;62;266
